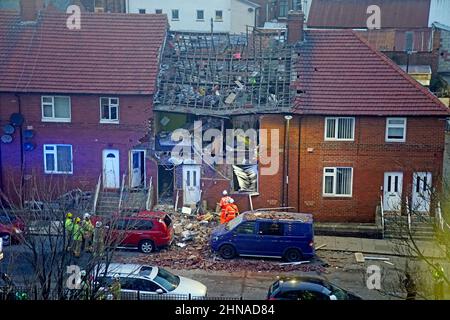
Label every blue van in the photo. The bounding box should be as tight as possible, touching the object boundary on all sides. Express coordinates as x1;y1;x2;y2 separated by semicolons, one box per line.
210;211;314;262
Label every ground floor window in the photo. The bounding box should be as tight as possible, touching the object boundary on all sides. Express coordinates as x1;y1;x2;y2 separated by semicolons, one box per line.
323;167;352;197
44;144;73;174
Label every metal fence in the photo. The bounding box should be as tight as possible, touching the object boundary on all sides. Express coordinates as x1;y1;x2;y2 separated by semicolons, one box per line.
0;286;242;301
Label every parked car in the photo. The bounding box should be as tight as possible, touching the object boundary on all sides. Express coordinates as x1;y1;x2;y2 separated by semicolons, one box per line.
92;211;174;253
210;211;314;261
267;276;363;300
0;213;24;246
92;263;207;298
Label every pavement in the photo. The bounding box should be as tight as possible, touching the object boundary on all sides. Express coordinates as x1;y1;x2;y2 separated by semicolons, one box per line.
315;235;445;258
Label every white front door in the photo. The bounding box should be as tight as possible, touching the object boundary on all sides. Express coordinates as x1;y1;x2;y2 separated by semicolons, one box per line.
103;149;120;189
130;150;145;188
183;165;201;205
383;172;403;211
412;172;432;213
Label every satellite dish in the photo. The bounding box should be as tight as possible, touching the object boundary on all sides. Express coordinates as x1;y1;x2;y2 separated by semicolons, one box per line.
10;113;24;126
23;129;34;139
1;135;13;144
3;124;14;134
23;142;35;151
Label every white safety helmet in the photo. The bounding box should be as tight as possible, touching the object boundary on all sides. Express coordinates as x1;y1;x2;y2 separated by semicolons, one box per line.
222;190;228;196
95;221;102;228
229;198;234;204
83;213;91;219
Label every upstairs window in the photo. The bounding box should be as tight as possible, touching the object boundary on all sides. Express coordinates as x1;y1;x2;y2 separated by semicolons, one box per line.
279;0;288;17
215;10;223;21
325;117;355;141
100;97;119;123
386;118;407;142
323;167;353;197
155;9;162;14
405;32;414;52
138;9;146;14
196;10;204;20
171;9;179;20
41;96;71;122
44;144;73;174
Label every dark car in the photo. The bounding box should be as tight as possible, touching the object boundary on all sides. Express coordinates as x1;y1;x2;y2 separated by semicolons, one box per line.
211;212;314;262
267;276;363;300
0;213;24;246
92;211;174;254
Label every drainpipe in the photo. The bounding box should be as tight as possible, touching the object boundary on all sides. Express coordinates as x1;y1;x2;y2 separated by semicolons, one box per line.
282;115;292;207
15;94;25;206
297;117;302;213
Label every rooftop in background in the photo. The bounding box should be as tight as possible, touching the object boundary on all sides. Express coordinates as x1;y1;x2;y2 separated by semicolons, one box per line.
154;29;294;116
294;30;449;116
0;8;167;94
307;0;431;29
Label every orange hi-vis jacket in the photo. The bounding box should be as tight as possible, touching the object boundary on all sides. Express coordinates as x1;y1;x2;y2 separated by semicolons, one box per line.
224;204;239;223
219;196;231;222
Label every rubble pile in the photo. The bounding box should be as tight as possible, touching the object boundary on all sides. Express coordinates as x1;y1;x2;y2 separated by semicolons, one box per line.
246;211;312;223
118;211;326;273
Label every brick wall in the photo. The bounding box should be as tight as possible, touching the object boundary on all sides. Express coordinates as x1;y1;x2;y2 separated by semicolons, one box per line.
200;114;446;223
0;92;153;200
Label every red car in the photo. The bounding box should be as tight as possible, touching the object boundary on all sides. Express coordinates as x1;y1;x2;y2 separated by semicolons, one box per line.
0;213;24;246
92;211;174;254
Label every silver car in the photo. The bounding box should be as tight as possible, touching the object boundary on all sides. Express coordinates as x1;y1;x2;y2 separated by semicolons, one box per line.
92;263;207;299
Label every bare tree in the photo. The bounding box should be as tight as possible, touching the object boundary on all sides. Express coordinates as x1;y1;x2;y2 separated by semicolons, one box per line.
0;170;140;300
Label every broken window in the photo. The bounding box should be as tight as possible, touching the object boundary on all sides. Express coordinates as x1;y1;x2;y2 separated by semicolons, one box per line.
232;164;258;193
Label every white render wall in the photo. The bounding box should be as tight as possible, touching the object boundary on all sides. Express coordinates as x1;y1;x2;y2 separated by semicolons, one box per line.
429;0;450;27
230;0;257;33
127;0;256;33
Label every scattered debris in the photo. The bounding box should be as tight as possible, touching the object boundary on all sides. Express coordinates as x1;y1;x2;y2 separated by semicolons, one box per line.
383;261;394;266
176;242;187;248
355;252;390;263
181;207;192;215
355;252;365;263
315;244;327;250
365;256;390;261
279;260;310;266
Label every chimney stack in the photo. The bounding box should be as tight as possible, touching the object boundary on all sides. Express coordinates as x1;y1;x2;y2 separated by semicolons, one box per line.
287;10;305;44
19;0;45;22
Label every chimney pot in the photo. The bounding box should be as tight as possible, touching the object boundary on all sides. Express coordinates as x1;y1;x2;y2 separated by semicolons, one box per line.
287;10;305;44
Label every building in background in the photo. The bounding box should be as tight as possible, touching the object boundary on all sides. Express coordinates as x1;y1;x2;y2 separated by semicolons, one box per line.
126;0;260;33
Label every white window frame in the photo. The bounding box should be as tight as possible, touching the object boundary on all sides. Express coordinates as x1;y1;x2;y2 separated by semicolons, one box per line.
41;96;71;122
44;144;73;174
323;167;353;197
99;97;119;124
215;10;223;21
171;9;179;20
196;10;204;21
385;117;407;142
324;117;355;141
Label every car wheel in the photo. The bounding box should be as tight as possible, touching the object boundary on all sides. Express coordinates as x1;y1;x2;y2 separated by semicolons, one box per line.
219;244;236;259
0;233;11;246
284;248;303;262
139;240;154;254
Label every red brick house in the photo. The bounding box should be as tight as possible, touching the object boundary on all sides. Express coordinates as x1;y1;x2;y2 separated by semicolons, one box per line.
0;7;167;202
152;12;449;226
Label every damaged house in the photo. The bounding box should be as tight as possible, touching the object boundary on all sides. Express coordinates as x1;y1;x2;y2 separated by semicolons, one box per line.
152;10;449;226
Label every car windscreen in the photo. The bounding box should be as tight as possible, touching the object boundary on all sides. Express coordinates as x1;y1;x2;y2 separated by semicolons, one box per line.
152;268;180;292
224;214;244;230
